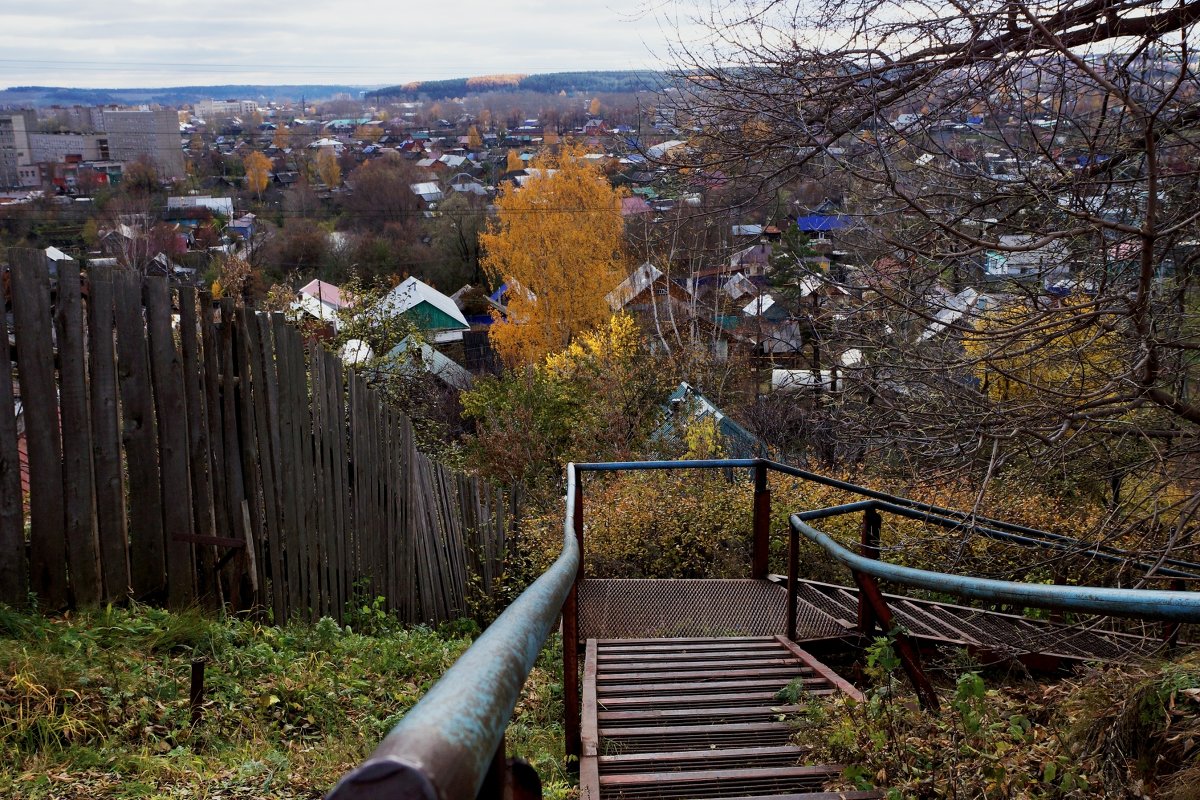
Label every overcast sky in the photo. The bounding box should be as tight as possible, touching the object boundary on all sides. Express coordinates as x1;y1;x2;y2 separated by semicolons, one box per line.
0;0;691;89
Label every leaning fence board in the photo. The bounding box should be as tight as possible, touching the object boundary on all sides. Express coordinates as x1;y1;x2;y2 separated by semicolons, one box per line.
218;298;249;607
86;273;128;601
11;253;67;608
0;308;26;607
113;271;165;599
325;351;348;620
200;295;232;551
55;259;102;605
146;277;195;608
232;305;267;609
178;288;218;606
270;314;301;618
243;309;285;622
310;347;330;618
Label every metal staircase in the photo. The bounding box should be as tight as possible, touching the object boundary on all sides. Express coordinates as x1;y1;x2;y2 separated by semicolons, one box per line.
328;459;1200;800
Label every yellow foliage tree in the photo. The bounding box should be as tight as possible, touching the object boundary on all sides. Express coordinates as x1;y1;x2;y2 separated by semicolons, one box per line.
964;302;1123;404
506;149;525;173
589;97;602;116
272;125;289;149
354;124;382;143
467;125;483;149
481;144;628;366
244;150;272;197
316;148;341;188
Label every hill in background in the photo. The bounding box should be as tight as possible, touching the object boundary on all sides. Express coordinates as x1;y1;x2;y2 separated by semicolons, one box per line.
0;84;373;107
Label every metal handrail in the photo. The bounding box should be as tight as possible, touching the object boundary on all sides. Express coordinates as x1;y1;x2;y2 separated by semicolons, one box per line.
579;458;1200;578
326;465;581;799
794;498;1198;578
329;457;1200;797
792;514;1200;623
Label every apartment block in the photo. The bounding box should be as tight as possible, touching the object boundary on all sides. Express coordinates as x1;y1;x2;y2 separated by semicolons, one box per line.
101;109;186;179
0;111;37;188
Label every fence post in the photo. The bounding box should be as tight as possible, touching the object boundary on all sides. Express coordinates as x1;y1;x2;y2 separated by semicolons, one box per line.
752;461;770;579
857;508;882;633
563;465;583;765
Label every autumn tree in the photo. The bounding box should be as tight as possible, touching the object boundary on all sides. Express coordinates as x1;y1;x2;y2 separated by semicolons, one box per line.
467;125;483;149
244;150;272;198
505;149;525;174
272;125;289;149
588;97;602;116
315;148;341;188
480;144;629;366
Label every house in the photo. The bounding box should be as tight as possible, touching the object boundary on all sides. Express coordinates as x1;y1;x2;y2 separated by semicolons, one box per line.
984;235;1069;279
44;246;73;279
605;262;691;313
621;196;652;216
293;278;351;329
167;195;234;219
794;213;850;237
386;335;474;390
380;276;471;343
742;293;789;321
409;182;444;205
917;287;982;342
227;214;255;239
658;382;764;458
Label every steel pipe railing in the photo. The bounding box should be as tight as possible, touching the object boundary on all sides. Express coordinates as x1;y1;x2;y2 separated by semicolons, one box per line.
791;514;1200;624
326;466;581;799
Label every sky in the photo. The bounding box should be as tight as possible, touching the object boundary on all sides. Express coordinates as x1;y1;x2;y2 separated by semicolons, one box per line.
0;0;693;89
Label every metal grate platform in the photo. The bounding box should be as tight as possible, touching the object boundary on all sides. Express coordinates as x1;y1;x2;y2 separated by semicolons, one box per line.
577;577;1176;665
578;579;844;640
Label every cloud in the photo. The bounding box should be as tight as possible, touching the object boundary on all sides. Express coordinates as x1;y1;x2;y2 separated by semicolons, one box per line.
0;0;680;88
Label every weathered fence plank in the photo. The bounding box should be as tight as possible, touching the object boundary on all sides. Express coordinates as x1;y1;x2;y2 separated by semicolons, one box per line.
11;252;68;607
87;273;128;601
0;304;27;607
146;277;195;608
55;259;101;605
113;271;165;598
178;288;218;606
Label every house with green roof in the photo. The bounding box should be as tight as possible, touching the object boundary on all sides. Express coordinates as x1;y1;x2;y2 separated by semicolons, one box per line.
380;276;471;343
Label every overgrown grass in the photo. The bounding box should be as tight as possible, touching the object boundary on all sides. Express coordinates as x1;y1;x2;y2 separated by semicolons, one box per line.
797;637;1200;799
0;603;571;799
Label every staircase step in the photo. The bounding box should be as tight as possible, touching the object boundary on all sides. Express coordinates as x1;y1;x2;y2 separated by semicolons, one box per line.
597;676;818;698
598;687;823;710
598;765;842;799
599;704;805;727
599;744;812;773
600;721;797;754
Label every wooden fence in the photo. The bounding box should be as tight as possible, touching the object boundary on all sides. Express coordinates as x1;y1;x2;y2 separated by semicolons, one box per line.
0;249;516;624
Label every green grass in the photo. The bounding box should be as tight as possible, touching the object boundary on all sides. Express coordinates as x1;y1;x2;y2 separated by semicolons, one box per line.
0;603;571;799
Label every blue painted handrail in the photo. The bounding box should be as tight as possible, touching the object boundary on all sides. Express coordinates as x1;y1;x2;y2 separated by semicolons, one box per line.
792;515;1200;623
579;458;1200;578
326;466;581;799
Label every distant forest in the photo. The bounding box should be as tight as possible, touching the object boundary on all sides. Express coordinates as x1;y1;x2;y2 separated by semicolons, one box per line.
0;72;667;108
0;84;370;107
377;71;664;101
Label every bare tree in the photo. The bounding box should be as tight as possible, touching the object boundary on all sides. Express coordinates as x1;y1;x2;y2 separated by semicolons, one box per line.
662;0;1200;560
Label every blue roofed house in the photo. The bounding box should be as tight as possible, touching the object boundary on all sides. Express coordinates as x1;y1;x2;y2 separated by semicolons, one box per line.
657;382;765;459
380;276;471;343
